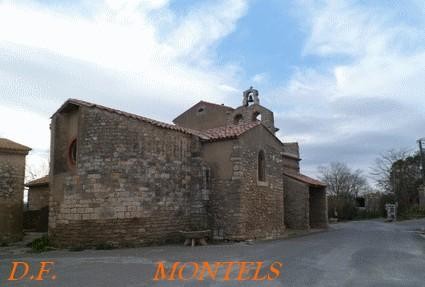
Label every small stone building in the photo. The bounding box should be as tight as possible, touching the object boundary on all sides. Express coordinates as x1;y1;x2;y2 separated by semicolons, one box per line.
0;138;31;243
282;142;327;229
24;175;49;232
48;88;327;247
26;175;49;211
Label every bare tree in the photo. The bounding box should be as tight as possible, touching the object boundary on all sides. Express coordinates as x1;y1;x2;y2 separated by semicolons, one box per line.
25;158;49;182
318;162;368;198
370;149;410;193
319;162;370;220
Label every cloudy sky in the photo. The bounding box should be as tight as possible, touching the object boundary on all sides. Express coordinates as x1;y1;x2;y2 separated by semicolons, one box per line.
0;0;424;179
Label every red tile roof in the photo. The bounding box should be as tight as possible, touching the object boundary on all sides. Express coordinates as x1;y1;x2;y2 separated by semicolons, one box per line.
0;138;31;153
54;99;209;139
26;175;49;187
202;121;261;141
283;171;326;188
54;99;276;143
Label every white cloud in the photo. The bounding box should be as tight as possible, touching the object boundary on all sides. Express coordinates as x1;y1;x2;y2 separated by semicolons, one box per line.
0;0;248;107
0;105;50;150
275;0;425;176
0;104;50;179
251;72;268;84
0;0;248;174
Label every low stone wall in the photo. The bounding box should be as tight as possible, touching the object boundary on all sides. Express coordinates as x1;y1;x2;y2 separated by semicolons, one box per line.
50;215;190;248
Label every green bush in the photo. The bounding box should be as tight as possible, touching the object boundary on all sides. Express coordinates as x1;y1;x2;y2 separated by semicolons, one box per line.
328;197;358;220
28;236;52;253
399;207;425;220
354;209;382;220
328;196;385;221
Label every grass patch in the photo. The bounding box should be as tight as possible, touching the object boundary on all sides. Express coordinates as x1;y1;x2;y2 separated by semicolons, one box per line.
27;236;53;253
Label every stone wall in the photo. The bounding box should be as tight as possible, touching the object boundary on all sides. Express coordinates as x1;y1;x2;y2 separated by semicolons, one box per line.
23;207;49;232
283;175;309;230
309;188;328;228
238;126;285;239
173;102;232;131
28;185;49;210
229;104;276;134
200;125;285;241
0;153;27;243
201;139;244;240
49;105;207;247
282;143;301;172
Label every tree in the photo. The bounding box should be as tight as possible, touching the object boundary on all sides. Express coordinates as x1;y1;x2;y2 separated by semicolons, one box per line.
371;149;422;212
318;162;369;220
25;158;49;182
370;149;410;193
391;153;422;211
318;162;368;199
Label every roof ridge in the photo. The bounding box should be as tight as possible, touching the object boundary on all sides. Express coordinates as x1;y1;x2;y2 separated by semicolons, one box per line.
283;171;326;187
201;121;261;142
26;175;49;187
0;138;31;152
55;99;209;139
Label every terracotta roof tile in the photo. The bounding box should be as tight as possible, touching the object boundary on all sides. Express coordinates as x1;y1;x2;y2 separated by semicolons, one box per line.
283;171;326;188
26;175;49;187
0;138;31;153
55;99;209;139
202;121;261;141
55;99;272;143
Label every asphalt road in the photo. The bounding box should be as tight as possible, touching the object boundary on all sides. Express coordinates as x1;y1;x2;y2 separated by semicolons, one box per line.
1;219;425;287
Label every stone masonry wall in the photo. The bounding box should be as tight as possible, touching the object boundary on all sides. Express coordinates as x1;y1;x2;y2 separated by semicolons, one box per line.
49;106;206;247
201;140;245;240
238;126;285;239
229;104;276;134
173;102;232;131
0;153;26;243
283;175;309;230
309;187;328;229
28;185;49;210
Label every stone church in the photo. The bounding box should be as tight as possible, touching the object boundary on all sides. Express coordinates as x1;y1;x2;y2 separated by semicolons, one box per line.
48;87;327;247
